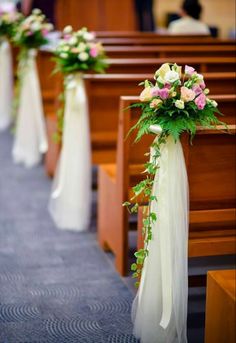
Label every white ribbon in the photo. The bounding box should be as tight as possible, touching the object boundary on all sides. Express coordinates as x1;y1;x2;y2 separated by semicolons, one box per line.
48;74;92;231
132;131;189;343
12;49;48;167
0;39;13;131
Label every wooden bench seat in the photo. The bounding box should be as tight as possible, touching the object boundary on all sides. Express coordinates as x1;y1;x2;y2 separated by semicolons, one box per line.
98;96;236;275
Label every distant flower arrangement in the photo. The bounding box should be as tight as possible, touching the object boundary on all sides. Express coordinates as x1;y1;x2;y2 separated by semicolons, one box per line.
0;4;22;40
13;8;53;49
54;26;108;74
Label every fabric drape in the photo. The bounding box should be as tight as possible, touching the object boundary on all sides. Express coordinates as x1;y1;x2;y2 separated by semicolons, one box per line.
132;134;189;343
49;74;92;231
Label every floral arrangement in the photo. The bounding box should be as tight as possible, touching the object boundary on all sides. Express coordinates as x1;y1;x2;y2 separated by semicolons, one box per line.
53;26;108;142
0;4;22;40
54;26;108;74
13;8;53;49
124;63;225;286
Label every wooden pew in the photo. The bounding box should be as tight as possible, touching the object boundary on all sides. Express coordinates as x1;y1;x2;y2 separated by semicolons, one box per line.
98;95;236;275
96;32;211;38
105;45;236;58
107;57;236;74
205;269;236;343
45;72;236;176
100;37;235;46
35;51;236;118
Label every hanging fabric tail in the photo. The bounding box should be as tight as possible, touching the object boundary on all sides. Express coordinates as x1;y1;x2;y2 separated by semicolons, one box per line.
0;39;13;131
48;74;92;231
132;135;189;343
12;49;48;167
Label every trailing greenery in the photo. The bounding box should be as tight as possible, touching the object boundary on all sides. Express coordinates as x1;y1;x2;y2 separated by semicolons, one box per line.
123;63;226;286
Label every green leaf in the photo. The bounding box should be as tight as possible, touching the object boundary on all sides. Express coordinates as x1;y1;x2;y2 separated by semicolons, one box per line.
131;263;137;271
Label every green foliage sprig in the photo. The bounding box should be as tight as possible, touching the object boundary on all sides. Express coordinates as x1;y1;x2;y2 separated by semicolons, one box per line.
124;63;226;286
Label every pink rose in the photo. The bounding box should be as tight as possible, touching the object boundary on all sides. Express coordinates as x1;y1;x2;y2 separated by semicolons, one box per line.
63;34;71;41
42;29;49;37
199;81;206;89
164;82;171;89
151;87;159;97
157;87;169;100
185;65;195;76
195;93;206;110
90;46;98;58
192;84;202;96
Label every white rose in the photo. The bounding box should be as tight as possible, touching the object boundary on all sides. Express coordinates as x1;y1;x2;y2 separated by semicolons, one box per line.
32;8;41;15
69;36;77;45
60;52;68;59
45;23;54;31
31;22;41;31
210;100;218;107
175;100;185;109
78;51;89;61
62;45;70;52
164;70;180;83
83;32;95;41
204;88;210;95
78;42;86;52
63;25;73;34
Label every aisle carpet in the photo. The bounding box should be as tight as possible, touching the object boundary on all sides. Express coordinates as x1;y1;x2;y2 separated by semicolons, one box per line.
0;131;137;343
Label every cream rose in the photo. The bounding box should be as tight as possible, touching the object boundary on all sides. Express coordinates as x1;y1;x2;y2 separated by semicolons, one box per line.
139;87;152;102
150;99;163;109
78;52;89;61
180;87;195;102
175;100;185;109
155;63;171;80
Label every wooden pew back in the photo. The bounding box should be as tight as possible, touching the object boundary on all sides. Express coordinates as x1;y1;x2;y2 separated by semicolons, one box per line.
100;37;234;46
105;45;236;59
107;57;236;74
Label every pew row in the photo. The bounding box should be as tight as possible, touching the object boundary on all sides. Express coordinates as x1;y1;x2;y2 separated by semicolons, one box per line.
106;57;236;74
100;37;235;46
105;45;236;59
44;71;236;176
34;49;236;117
98;96;236;275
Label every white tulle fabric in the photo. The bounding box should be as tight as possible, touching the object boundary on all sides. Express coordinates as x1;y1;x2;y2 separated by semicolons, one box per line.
12;49;48;167
0;39;13;131
48;74;92;231
132;133;189;343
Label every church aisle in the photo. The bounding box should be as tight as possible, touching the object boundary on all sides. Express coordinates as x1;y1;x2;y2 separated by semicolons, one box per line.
0;131;137;343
